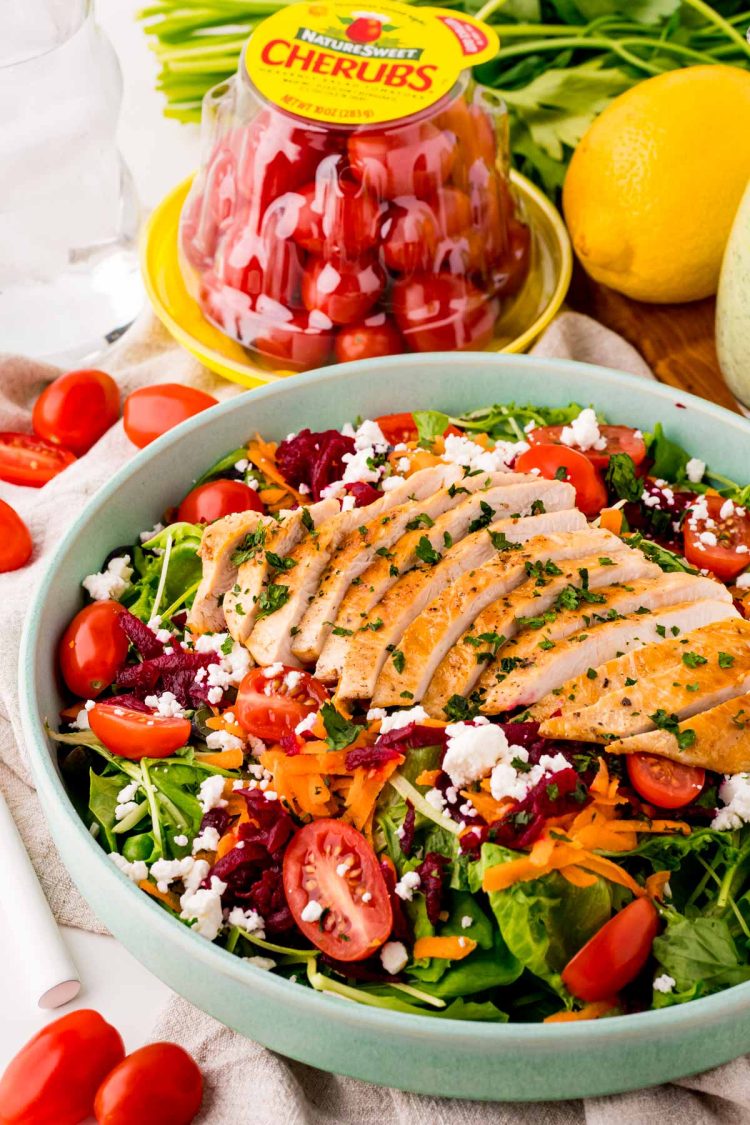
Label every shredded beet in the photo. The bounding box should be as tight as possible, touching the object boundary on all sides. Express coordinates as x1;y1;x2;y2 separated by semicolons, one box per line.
275;428;355;501
280;732;301;756
246;866;294;934
201;807;231;837
376;723;448;752
399;803;415;857
116;648;218;702
118;611;164;659
345;743;403;770
417;852;448;925
490;766;586;850
346;481;382;507
97;694;152;713
379;858;411;943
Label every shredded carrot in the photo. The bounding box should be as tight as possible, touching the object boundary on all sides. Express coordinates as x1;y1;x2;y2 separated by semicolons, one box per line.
599;507;623;535
646;870;672;901
416;769;442;787
139;880;180;912
560;865;599;889
482;836;645;897
59;702;83;722
544;1000;616;1024
260;744;401;826
195;748;244;770
216;828;240;859
204;714;245;740
413;935;478;961
247;435;305;505
465;790;513;824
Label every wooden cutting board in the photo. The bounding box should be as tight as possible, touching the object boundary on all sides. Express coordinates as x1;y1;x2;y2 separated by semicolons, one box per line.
568;264;740;415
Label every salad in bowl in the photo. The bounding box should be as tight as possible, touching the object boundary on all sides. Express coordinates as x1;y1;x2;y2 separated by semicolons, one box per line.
53;399;750;1025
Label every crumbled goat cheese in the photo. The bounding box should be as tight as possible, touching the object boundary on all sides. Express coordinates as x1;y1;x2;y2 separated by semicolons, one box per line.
720;498;736;521
379;706;428;734
140;522;164;542
82;556;133;601
685;458;706;484
442;433;527;474
461;915;473;930
366;708;388;722
653;973;676;994
560;408;607;452
380;941;408;975
245;956;276;971
425;788;446;813
712;774;750;830
206;729;244;753
173;834;188;848
192;826;221;854
179;876;227;940
341;495;356;511
234;458;249;473
144;691;186;719
228;906;266;937
382;475;406;492
397;457;411;473
263;662;285;679
109;853;148;883
394;870;421;901
295;712;318;736
736;571;750;590
198;775;227;813
491;751;571;804
114;800;140;823
443;722;521;788
150;856;197;893
300;899;324;923
362;891;372;903
71;700;95;730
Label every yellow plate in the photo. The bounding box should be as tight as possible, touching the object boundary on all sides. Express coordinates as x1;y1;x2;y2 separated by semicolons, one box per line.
141;171;572;389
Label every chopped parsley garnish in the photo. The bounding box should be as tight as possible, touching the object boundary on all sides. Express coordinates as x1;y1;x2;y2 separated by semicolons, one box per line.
448;483;469;499
415;536;441;566
301;508;314;533
265;551;296;571
719;652;735;668
406;513;435;531
488;530;522;552
391;649;406;673
468;501;495;534
363;618;384;632
586;667;598;679
530;499;546;515
331;626;353;637
598;557;615;566
443;694;479;721
554;466;568;481
231;524;266;565
375;546;394;559
682;651;708;668
256;583;290;618
320;703;363;751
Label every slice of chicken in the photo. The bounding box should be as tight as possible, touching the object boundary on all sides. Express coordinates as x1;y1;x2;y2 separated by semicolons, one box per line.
222;498;339;644
187;510;280;635
530;617;750;722
333;508;586;699
317;475;575;682
478;596;739;714
245;464;456;666
606;690;750;774
369;526;621;707
292;473;568;665
422;548;660;716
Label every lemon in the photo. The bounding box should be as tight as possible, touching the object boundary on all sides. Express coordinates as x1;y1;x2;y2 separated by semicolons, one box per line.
562;66;750;303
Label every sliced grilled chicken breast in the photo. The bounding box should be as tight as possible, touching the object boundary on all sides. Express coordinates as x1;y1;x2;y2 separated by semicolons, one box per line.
332;508;584;699
606;690;750;774
478;597;738;714
245;464;453;666
422;548;660;716
223;498;339;644
293;473;566;665
369;527;621;707
530;617;750;722
188;510;280;634
317;475;575;682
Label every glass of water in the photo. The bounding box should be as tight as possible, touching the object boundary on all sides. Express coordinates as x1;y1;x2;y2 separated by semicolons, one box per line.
0;0;143;365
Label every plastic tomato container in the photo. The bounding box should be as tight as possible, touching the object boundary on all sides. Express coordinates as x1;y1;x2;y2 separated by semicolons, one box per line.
179;0;531;372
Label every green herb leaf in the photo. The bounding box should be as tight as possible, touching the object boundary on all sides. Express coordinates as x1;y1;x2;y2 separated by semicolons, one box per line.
320;703;363;751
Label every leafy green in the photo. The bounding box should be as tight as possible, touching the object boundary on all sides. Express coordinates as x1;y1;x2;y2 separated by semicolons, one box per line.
644;423;691;483
606;453;643;502
625;532;698;575
455;402;585;443
653;912;750;1004
194;448;249;486
126;522;203;622
320;703;363;751
412;410;449;447
89;770;128;851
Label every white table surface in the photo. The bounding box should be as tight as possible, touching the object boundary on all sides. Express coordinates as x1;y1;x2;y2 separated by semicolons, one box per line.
0;0;204;1071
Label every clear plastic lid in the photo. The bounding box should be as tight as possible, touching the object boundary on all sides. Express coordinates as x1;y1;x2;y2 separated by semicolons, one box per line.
179;1;531;371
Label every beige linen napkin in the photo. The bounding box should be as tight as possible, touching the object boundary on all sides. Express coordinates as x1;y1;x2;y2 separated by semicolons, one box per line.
7;309;742;1124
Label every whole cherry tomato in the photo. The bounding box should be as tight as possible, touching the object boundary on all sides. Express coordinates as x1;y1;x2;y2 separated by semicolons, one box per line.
123;385;218;449
467;169;511;264
349;122;455;199
0;499;33;572
392;274;499;352
89;703;192;760
59;600;128;698
180;146;238;268
252;312;335;371
0;1009;124;1125
528;423;647;472
217;210;304;308
626;753;705;810
515;444;608;517
283;819;392;961
382;198;439;274
488;218;532;297
683;493;750;582
289;161;382;257
94;1042;202;1125
302;255;386;326
0;432;76;487
178;478;264;523
235;665;329;741
335;316;404;363
562;898;660;1002
435;96;495;177
32;369;120;456
231;110;333;216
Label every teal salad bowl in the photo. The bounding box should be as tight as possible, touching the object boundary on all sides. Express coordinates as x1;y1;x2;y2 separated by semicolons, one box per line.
19;353;750;1101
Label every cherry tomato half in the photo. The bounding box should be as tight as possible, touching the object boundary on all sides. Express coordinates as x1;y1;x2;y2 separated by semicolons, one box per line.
683;494;750;582
562;897;659;1002
349;123;455;199
0;432;76;487
374;412;462;445
93;1042;203;1125
235;666;329;742
123;385;218;449
0;1009;124;1125
528;424;647;472
302;254;386;326
32;369;120;456
0;499;32;573
252;313;335;372
283;819;393;961
392;274;498;353
335;317;404;363
177;479;264;524
515;444;608;517
59;600;128;698
627;752;706;810
89;703;191;760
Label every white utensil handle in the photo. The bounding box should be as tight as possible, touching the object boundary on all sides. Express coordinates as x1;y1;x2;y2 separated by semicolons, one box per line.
0;790;80;1009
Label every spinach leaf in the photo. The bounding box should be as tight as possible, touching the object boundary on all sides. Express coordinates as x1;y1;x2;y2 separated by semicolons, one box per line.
653;912;750;1004
606;453;643;502
421;931;523;998
194;448;249;486
412;410;449;447
644;423;691;483
625;533;698;575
